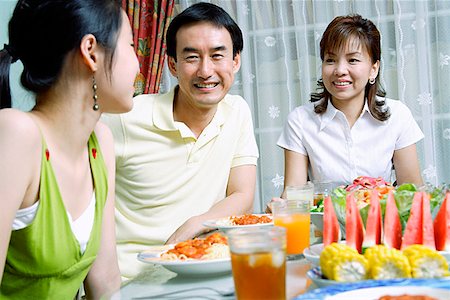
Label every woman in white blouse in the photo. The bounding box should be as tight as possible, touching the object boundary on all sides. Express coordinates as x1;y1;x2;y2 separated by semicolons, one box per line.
277;14;423;198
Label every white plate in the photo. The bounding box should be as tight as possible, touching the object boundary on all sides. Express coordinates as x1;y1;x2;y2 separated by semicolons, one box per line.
327;286;450;300
137;245;231;277
295;276;450;300
203;214;273;231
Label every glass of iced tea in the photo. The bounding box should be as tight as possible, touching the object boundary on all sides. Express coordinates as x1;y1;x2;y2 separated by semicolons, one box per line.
227;226;286;300
273;185;312;256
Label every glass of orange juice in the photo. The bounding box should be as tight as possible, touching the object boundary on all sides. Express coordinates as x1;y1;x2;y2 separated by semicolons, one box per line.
273;183;313;256
227;226;286;300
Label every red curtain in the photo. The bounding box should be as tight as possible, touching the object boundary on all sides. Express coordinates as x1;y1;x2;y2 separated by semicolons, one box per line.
122;0;175;95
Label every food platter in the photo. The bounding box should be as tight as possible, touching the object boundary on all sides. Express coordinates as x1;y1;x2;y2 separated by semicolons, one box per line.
203;214;273;231
295;275;450;300
137;245;231;277
303;242;450;268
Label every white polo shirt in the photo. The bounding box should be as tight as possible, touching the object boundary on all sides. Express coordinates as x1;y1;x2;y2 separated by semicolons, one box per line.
277;98;424;185
102;87;258;279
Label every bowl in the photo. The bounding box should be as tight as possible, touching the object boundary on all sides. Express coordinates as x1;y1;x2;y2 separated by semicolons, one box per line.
310;212;323;231
303;243;324;266
303;241;348;266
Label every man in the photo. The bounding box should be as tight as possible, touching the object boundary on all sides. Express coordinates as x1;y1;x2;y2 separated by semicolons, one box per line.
102;2;259;279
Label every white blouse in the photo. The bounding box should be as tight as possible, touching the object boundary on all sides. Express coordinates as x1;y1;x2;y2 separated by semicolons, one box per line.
12;193;96;254
277;98;424;185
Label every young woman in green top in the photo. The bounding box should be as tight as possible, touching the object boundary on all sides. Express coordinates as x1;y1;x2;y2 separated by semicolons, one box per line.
0;0;139;298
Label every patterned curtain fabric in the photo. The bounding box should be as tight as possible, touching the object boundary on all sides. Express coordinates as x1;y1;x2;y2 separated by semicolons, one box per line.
122;0;175;95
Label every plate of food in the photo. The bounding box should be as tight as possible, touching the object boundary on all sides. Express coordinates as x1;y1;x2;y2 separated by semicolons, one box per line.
203;213;273;231
137;233;231;277
295;276;450;300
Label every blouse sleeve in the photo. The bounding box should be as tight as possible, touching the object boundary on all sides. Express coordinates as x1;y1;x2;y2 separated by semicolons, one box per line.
277;107;308;156
393;101;424;150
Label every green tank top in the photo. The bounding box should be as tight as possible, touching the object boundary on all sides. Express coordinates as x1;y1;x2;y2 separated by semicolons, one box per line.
1;133;108;299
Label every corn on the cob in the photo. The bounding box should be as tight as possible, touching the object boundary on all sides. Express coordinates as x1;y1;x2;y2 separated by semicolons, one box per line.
320;243;368;282
402;244;450;278
364;245;411;279
320;243;356;278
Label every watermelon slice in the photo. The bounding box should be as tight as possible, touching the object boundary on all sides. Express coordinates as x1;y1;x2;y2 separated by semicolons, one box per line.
421;192;436;250
362;190;382;250
345;193;364;253
434;192;450;251
401;192;423;250
323;195;340;246
383;191;402;249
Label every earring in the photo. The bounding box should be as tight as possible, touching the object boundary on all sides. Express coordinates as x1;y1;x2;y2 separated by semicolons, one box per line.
92;76;99;111
369;78;376;85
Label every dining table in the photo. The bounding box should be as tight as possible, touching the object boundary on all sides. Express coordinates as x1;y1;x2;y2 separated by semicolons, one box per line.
111;257;313;300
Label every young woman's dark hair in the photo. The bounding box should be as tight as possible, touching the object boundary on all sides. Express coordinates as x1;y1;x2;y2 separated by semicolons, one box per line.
0;0;122;109
166;2;243;60
311;14;390;121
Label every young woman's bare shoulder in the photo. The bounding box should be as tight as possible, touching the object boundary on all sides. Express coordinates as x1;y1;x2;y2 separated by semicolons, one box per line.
93;120;115;166
0;109;41;148
0;110;41;187
94;121;114;145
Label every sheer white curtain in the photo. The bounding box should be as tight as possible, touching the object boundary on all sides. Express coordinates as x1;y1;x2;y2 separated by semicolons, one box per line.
162;0;450;212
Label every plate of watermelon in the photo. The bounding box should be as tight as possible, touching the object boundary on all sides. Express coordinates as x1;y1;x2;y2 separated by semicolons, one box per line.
323;176;450;254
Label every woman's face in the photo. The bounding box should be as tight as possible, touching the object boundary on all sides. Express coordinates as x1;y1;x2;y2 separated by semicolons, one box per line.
97;10;139;113
321;38;379;106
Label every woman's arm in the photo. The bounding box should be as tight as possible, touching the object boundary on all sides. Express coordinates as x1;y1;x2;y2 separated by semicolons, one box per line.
0;110;40;283
393;144;423;187
281;149;309;198
265;149;309;213
84;123;121;299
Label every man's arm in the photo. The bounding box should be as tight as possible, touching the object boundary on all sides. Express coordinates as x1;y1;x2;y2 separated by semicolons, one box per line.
166;164;256;244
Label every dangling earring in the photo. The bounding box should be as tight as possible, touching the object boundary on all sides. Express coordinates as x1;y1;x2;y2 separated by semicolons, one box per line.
92;76;99;111
369;78;376;85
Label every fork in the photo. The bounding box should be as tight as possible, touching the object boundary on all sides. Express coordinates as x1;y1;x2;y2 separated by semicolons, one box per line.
131;286;235;299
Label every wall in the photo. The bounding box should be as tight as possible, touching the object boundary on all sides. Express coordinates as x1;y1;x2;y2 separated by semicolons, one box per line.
0;0;35;111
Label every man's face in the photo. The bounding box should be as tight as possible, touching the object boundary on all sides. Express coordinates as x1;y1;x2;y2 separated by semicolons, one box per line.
168;21;241;110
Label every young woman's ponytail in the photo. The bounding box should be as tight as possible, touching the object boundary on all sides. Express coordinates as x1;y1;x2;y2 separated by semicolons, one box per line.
0;44;18;109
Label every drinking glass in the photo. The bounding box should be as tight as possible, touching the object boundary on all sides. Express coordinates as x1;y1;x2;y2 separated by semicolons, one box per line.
227;226;286;300
311;181;333;243
285;182;314;206
273;182;313;256
312;180;333;207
